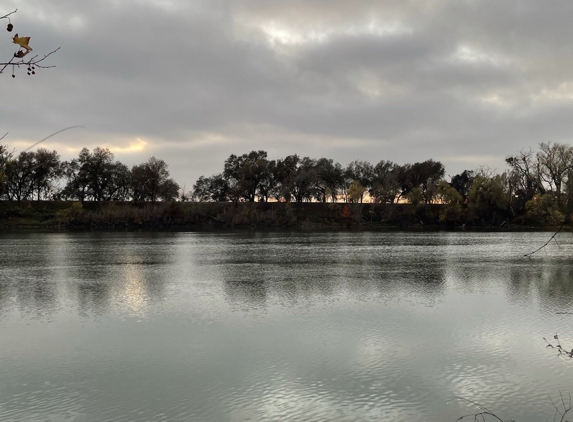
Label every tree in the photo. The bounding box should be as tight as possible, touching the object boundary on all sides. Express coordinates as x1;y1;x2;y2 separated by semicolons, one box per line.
62;147;131;201
371;160;400;203
524;193;565;226
536;142;573;197
132;157;179;202
412;159;445;203
506;149;544;213
313;158;344;202
435;181;463;222
345;160;373;203
290;157;317;203
0;8;59;78
3;151;35;201
406;186;423;206
256;159;277;203
450;170;475;202
395;160;445;203
0;143;13;197
192;174;230;202
223;151;269;202
31;149;61;200
468;173;510;222
348;180;366;203
274;154;300;201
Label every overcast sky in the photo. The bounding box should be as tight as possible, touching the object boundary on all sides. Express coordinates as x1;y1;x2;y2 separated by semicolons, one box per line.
1;0;573;185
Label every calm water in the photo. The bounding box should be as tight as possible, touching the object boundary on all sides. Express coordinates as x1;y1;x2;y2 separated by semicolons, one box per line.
1;231;573;422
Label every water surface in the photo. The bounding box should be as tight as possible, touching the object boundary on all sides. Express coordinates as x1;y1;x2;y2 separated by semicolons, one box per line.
1;231;573;422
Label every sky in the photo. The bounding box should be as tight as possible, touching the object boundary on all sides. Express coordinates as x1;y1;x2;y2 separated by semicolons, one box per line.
2;0;573;186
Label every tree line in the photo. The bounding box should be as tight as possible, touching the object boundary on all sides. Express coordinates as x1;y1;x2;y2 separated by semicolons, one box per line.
192;143;573;225
2;142;573;225
192;151;447;204
0;146;179;202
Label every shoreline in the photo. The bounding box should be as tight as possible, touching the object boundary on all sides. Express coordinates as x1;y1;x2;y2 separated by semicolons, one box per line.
0;200;567;232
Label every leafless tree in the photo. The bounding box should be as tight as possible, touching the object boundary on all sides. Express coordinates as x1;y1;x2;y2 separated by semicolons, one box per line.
537;142;573;196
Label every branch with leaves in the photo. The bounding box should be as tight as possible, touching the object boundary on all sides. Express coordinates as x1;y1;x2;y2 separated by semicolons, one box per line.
0;7;59;77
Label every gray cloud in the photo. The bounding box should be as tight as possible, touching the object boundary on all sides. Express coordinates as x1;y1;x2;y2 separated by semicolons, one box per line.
1;0;573;185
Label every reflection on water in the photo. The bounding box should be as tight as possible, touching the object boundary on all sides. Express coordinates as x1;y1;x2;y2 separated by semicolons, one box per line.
1;231;573;422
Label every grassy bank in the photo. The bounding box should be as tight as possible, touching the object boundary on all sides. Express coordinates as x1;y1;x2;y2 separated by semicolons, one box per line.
0;200;452;230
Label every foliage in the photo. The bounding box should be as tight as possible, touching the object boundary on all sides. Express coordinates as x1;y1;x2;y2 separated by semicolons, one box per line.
61;147;130;201
1;149;61;201
131;157;179;202
370;160;400;204
347;180;366;203
407;186;423;206
55;201;83;223
224;151;269;202
450;170;475;201
524;193;565;226
435;181;463;223
0;140;572;226
468;174;509;221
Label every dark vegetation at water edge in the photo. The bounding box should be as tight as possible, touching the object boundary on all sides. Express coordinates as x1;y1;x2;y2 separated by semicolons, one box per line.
0;201;440;229
0;200;569;230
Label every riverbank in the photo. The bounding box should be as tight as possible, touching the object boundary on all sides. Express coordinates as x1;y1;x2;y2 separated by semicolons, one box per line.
0;200;564;230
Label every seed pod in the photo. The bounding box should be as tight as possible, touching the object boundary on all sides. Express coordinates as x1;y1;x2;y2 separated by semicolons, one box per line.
7;23;13;32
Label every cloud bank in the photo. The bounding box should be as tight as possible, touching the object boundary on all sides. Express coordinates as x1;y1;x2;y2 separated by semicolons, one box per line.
1;0;572;184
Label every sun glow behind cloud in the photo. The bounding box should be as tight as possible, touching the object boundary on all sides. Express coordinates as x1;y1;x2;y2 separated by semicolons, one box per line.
60;137;148;154
532;82;573;103
259;19;413;47
109;138;148;153
451;44;512;67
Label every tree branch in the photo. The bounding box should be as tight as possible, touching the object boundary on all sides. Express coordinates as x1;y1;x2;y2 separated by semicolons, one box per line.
0;47;60;75
0;8;59;76
524;217;569;257
449;397;511;422
0;9;17;20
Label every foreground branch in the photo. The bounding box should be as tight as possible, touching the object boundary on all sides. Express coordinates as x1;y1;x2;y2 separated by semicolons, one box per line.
544;334;573;359
0;8;17;20
524;218;568;257
449;397;512;422
0;47;60;76
0;8;59;77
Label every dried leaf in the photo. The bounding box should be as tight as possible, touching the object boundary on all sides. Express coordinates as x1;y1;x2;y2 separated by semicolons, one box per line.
12;34;32;51
13;50;29;58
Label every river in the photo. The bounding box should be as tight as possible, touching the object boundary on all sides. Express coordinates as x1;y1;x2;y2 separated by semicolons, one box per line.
1;231;573;421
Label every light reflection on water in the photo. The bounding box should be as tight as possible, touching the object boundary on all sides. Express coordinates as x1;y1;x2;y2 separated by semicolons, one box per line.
1;231;573;421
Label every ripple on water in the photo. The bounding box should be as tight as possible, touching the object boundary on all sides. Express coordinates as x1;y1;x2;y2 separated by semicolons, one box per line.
2;231;573;422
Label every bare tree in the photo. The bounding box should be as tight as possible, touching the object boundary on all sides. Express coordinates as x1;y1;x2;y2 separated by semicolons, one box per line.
537;142;573;196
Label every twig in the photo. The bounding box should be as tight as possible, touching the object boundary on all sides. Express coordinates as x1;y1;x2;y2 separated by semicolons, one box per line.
449;397;512;422
0;132;7;142
0;47;60;75
524;219;568;257
544;335;573;358
549;392;572;422
0;9;17;20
